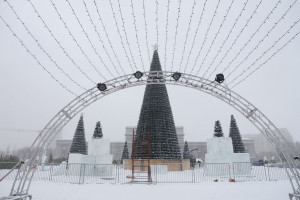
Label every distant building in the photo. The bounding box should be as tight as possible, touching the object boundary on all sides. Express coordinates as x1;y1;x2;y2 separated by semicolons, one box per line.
54;140;88;159
110;126;257;163
242;138;257;162
54;139;72;158
244;128;293;160
54;123;264;163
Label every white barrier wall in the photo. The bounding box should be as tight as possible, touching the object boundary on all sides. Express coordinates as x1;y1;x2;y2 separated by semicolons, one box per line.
205;137;250;177
55;138;113;177
88;138;110;155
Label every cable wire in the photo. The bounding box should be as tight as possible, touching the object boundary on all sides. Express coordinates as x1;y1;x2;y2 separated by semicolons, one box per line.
201;0;236;77
183;0;208;74
0;16;77;96
49;0;107;81
116;0;138;71
228;19;300;86
163;0;171;71
82;0;122;77
226;0;299;79
24;0;96;85
190;0;221;76
65;0;115;78
142;0;150;63
130;0;146;71
94;0;126;76
108;0;135;73
170;0;182;72
222;0;282;75
207;0;263;80
178;0;197;72
230;30;300;88
155;0;159;47
204;0;249;79
7;0;86;91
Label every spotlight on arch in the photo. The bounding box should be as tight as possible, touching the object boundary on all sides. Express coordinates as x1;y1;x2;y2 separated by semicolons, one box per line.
215;73;225;84
97;83;107;91
172;72;181;81
134;71;143;79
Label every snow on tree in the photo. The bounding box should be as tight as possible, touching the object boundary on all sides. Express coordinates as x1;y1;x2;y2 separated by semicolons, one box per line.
121;141;129;163
183;141;193;159
134;50;181;159
93;121;103;139
229;115;246;153
214;120;224;137
69;115;87;155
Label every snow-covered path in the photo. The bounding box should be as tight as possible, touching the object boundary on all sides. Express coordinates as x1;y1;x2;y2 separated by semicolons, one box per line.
0;180;291;200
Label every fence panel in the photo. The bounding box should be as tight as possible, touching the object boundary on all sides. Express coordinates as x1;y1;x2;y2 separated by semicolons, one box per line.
0;162;19;180
82;164;117;184
194;163;231;182
266;163;289;181
154;163;194;183
0;162;290;184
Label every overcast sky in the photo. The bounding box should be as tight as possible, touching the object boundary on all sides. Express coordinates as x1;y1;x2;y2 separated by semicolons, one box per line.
0;0;299;151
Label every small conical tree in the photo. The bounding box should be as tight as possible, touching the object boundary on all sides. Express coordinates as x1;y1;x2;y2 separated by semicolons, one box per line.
93;121;103;139
214;121;224;137
48;150;53;163
229;115;246;153
69;115;87;155
183;141;192;159
121;142;129;164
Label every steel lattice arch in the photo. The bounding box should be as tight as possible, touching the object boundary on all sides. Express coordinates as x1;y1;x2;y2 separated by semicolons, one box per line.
10;71;300;199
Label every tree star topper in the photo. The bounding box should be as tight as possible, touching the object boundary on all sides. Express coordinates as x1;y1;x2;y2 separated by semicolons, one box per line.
152;44;159;51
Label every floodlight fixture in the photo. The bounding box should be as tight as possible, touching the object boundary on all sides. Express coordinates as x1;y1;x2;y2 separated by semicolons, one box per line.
134;71;143;79
172;72;181;81
215;73;225;84
97;83;107;91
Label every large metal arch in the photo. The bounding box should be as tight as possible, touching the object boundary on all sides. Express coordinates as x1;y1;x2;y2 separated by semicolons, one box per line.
9;71;300;199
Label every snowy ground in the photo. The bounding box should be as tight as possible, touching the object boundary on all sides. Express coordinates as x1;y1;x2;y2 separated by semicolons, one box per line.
0;180;292;200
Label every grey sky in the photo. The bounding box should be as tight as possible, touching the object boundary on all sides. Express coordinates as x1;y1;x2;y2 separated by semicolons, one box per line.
0;0;299;151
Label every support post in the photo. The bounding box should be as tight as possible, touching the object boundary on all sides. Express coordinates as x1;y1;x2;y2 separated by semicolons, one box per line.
131;129;135;180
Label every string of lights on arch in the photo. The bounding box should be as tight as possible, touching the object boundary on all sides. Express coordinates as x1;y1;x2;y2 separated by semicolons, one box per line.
0;0;299;95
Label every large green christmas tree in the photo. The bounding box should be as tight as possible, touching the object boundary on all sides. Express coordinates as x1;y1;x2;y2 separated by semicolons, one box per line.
69;115;87;155
121;141;130;163
229;115;246;153
93;121;103;139
134;50;181;159
214;120;224;137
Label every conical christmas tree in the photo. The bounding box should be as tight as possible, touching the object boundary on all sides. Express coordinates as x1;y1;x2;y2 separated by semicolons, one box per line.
93;121;103;139
214;121;224;137
134;50;181;159
121;142;130;164
183;141;192;159
69;115;87;155
229;115;246;153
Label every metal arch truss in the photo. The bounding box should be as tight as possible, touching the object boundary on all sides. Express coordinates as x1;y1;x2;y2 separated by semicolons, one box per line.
8;71;300;199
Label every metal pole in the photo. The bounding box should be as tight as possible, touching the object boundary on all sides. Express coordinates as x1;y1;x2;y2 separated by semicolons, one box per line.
49;164;53;181
131;129;135;181
0;162;23;182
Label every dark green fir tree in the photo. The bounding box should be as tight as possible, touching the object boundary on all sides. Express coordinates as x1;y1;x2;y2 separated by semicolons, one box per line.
183;141;192;159
48;150;53;163
121;142;130;164
93;121;103;139
229;115;246;153
69;115;87;155
214;120;224;137
134;50;181;159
